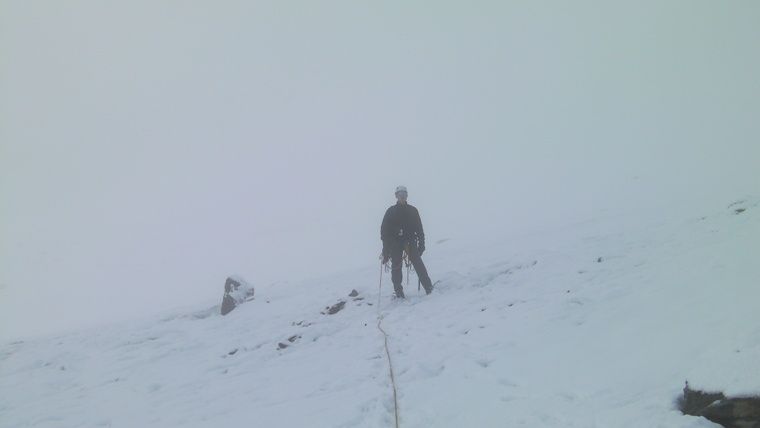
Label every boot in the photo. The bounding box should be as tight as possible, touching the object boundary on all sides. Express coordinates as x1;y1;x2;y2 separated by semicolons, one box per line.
393;284;405;299
422;279;434;295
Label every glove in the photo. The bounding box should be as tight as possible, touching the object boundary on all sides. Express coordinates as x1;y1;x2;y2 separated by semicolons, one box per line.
381;250;390;264
418;242;425;256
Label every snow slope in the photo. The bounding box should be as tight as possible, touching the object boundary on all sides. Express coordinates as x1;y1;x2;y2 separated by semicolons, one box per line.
1;198;758;427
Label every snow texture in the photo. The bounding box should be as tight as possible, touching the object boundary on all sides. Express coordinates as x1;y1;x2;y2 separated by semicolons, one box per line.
1;198;758;427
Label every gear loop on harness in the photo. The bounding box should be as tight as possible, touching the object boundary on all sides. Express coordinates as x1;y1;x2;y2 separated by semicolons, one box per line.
381;242;415;289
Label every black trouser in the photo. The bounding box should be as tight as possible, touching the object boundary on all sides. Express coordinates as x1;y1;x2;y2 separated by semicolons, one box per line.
388;240;432;295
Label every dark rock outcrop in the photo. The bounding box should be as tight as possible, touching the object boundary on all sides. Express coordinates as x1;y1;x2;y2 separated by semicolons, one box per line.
221;275;255;316
678;382;760;428
323;301;346;315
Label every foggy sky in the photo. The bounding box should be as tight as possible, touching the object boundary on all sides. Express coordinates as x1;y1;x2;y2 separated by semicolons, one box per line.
2;1;758;340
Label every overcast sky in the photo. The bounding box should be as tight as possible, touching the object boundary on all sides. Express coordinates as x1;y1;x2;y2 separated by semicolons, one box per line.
1;1;758;340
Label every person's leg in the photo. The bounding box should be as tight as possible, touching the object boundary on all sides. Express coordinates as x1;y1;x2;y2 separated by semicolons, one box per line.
389;244;405;297
408;245;433;294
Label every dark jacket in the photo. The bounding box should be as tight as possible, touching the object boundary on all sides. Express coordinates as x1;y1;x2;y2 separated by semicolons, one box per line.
381;202;425;248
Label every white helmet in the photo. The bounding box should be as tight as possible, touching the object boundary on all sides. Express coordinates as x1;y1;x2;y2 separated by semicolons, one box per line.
395;185;408;194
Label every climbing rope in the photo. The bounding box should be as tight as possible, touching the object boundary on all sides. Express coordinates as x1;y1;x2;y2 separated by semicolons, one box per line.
382;244;414;289
377;317;399;428
377;257;400;428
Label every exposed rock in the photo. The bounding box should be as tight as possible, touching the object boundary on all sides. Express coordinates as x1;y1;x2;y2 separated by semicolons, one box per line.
349;289;364;301
221;275;255;316
277;335;301;350
323;301;346;315
678;382;760;428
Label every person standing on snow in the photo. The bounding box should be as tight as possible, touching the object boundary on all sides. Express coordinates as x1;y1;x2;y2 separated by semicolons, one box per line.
381;185;434;298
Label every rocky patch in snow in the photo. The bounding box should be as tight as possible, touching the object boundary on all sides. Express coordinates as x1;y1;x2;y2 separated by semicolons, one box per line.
220;275;255;315
678;382;760;428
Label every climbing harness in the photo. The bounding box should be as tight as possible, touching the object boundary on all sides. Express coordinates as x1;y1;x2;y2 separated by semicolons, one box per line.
381;243;414;289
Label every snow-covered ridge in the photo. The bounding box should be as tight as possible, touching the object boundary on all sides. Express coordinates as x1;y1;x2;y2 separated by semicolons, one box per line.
1;198;758;427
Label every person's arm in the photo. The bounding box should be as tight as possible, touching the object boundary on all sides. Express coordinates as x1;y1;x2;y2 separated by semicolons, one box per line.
414;207;425;253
